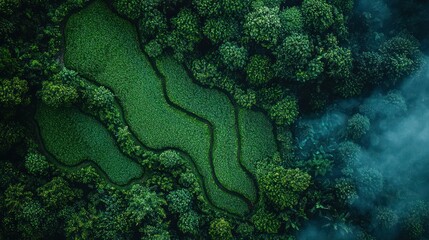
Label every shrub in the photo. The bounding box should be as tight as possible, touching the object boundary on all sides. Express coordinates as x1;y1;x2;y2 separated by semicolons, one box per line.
244;6;281;47
246;55;274;86
279;7;304;36
24;152;51;176
178;210;200;235
112;0;143;20
347;114;370;140
40;81;78;108
203;18;236;44
301;0;334;33
166;189;192;214
251;208;281;234
37;177;82;209
0;77;29;107
209;218;233;240
219;42;247;71
268;96;299;126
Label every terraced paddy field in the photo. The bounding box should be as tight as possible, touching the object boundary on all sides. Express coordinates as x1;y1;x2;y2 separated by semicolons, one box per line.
35;104;143;185
35;0;278;215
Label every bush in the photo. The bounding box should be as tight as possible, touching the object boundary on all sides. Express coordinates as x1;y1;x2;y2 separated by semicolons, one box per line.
268;96;299;126
112;0;143;20
178;210;200;235
24;152;51;176
166;189;192;214
244;5;281;47
301;0;334;33
347;114;370;140
209;218;233;240
246;55;274;86
251;208;281;234
40;81;78;108
219;42;247;71
259;166;311;209
279;7;304;36
37;177;81;209
0;77;29;107
203;18;236;44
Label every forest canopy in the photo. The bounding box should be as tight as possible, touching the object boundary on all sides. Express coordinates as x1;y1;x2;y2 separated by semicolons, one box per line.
1;0;429;239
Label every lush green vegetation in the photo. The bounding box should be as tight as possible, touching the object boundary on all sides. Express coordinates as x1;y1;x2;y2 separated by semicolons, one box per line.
1;0;429;239
156;56;257;203
35;103;143;185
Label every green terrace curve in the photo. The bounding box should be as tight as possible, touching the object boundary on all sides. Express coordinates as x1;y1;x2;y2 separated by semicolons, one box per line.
34;103;144;185
51;0;278;215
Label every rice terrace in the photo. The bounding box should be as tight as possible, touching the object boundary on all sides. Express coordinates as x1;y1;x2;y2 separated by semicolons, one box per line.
35;0;277;216
2;0;429;238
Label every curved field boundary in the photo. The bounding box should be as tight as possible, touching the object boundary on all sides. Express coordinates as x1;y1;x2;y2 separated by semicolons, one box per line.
156;57;257;203
64;0;248;215
34;103;144;185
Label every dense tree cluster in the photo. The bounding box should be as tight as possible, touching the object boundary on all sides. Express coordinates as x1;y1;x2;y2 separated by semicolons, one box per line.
1;0;428;239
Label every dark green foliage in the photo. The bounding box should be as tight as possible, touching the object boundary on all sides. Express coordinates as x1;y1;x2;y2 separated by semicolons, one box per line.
347;114;370;140
37;177;82;209
178;210;200;235
209;218;233;240
323;46;352;79
145;39;164;58
301;0;334;33
268;96;299;126
220;0;250;16
354;168;383;200
356;51;385;85
0;0;20;15
203;18;236;45
0;77;29;107
244;5;281;47
375;207;398;230
274;34;315;81
335;178;358;205
335;77;364;98
193;0;221;17
139;9;167;40
251;208;281;234
24;152;51;176
219;42;247;70
246;55;274;86
259;166;311;209
330;0;354;14
112;0;143;20
166;189;192;214
191;59;221;87
402;201;429;239
360;91;407;120
82;85;114;111
159;150;184;170
126;184;166;225
0;121;24;153
307;153;333;177
279;7;304;36
39;81;78;108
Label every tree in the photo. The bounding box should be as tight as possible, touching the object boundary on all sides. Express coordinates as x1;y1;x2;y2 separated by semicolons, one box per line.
329;0;354;15
126;184;166;225
220;0;250;16
274;34;314;81
209;218;233;240
24;151;51;176
112;0;143;20
83;85;114;111
193;0;222;17
245;55;274;86
191;59;222;87
0;0;21;16
244;5;281;47
37;177;82;209
178;210;200;235
39;81;78;108
0;121;24;153
0;77;29;107
138;10;167;41
251;208;281;234
301;0;334;33
268;96;299;126
259;166;311;209
323;46;352;79
219;42;247;71
203;18;237;45
347;113;370;140
166;189;192;214
279;7;304;37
